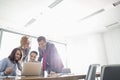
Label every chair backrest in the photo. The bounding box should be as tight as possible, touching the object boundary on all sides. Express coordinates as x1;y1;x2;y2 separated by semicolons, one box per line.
85;64;100;80
62;68;71;73
100;64;120;80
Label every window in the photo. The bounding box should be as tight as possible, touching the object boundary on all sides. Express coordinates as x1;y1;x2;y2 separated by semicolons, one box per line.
0;30;67;67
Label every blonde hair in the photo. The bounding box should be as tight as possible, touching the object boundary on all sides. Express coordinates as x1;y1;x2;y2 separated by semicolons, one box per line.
20;36;29;46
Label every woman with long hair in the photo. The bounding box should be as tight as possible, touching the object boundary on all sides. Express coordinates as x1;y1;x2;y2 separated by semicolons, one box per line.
0;48;22;76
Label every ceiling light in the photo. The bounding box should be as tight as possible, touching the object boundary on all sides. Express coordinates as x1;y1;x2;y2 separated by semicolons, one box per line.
79;9;105;21
24;18;36;27
113;1;120;7
104;22;119;28
48;0;63;8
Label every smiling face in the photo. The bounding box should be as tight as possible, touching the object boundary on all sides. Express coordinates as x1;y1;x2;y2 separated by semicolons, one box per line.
38;40;46;50
20;36;30;50
30;52;37;62
15;50;22;61
24;40;30;49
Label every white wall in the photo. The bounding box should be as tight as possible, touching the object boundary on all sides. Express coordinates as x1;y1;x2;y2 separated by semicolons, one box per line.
103;26;120;64
66;33;107;74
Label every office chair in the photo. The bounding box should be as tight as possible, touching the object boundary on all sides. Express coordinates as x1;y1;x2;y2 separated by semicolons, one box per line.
85;64;100;80
100;64;120;80
62;68;71;73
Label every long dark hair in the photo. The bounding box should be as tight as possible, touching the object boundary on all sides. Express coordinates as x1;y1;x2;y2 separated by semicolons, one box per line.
8;48;22;63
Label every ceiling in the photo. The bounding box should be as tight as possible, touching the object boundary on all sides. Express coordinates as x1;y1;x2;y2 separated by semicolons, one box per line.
0;0;120;40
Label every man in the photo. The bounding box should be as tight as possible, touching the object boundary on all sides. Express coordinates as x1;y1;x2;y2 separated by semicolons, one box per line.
37;36;64;75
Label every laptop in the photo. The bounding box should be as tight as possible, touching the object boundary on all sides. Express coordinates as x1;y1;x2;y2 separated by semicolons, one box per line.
21;62;41;76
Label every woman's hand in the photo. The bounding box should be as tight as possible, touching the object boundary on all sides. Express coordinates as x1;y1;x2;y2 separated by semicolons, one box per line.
4;67;13;75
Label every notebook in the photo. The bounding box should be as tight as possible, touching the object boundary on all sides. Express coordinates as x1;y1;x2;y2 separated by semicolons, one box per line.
21;62;41;76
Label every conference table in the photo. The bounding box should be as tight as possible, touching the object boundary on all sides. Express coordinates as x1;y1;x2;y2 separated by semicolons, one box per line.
0;73;100;80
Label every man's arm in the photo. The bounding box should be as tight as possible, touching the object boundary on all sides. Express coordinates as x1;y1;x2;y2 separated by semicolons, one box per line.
50;44;64;73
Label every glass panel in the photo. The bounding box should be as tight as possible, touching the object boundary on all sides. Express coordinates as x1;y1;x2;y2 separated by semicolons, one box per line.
0;31;22;60
0;31;67;67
